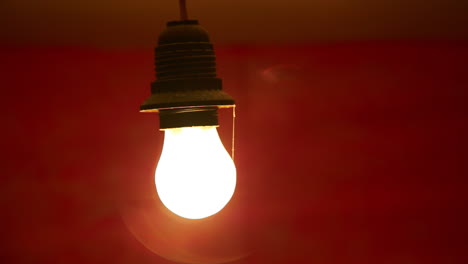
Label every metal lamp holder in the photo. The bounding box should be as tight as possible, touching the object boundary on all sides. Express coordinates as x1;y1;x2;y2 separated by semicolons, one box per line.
140;1;235;130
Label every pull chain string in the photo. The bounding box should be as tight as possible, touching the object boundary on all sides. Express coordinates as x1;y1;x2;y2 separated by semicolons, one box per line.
231;105;236;161
179;0;188;20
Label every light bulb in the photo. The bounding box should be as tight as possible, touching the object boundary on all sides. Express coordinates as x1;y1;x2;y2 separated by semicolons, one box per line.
155;126;236;219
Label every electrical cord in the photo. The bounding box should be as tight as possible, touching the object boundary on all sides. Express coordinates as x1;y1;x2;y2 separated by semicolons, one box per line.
179;0;188;20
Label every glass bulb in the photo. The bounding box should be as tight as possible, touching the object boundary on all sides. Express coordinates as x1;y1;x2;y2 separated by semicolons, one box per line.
155;126;236;219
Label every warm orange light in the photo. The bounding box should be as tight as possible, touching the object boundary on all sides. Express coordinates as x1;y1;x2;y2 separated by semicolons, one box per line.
155;126;236;219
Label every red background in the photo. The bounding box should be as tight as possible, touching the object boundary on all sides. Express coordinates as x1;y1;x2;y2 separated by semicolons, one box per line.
1;42;467;263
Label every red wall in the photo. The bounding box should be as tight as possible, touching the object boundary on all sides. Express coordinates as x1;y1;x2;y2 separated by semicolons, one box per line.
1;42;467;264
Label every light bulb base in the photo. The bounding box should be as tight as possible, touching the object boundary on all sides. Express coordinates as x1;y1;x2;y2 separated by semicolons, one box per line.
159;107;218;129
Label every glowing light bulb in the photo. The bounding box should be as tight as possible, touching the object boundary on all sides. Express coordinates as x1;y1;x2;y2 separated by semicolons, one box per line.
155;126;236;219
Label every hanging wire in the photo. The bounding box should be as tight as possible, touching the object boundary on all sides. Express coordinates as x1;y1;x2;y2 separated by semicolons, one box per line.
231;105;236;161
179;0;189;20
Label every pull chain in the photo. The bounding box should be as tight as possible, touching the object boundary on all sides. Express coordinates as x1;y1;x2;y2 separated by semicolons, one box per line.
231;105;236;161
